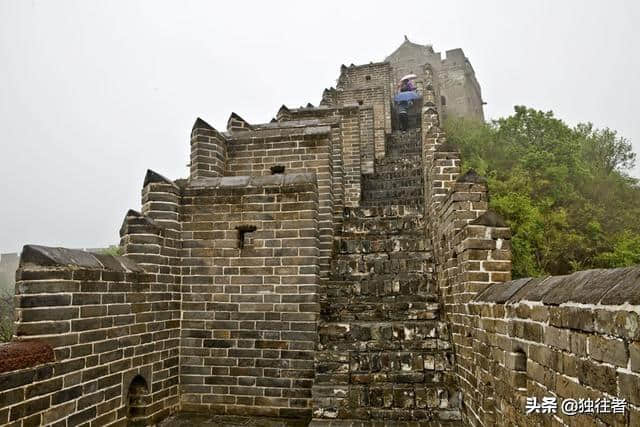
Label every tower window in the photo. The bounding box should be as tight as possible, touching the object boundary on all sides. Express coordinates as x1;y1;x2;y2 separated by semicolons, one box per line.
365;75;371;81
441;96;447;106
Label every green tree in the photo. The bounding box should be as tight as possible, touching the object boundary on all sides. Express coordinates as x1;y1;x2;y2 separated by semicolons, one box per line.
445;106;640;278
100;245;124;256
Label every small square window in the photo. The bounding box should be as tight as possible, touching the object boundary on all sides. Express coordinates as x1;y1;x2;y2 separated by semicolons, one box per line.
365;75;371;81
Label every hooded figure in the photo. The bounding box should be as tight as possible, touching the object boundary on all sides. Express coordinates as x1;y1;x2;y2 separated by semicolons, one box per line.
399;78;416;92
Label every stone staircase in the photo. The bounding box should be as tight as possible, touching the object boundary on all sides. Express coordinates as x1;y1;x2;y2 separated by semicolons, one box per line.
313;130;461;424
361;129;424;208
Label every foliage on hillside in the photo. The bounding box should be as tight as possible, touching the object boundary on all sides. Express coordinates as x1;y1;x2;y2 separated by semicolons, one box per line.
0;276;14;342
444;106;640;278
99;245;124;256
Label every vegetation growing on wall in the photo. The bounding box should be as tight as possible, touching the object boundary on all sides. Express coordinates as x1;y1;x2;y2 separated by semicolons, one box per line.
445;106;640;278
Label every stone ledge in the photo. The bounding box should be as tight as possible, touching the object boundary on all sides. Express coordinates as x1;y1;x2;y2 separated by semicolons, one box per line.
0;340;54;373
474;266;640;305
227;121;332;138
189;173;317;189
19;245;143;272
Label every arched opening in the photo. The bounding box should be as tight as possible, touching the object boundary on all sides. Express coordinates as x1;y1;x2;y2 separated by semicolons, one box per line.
127;375;150;425
510;349;527;392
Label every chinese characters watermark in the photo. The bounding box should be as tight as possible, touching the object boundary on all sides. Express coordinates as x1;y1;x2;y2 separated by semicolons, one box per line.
525;397;627;415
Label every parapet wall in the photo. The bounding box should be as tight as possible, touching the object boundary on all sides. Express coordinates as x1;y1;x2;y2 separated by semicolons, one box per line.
419;60;639;426
1;246;180;426
467;268;640;426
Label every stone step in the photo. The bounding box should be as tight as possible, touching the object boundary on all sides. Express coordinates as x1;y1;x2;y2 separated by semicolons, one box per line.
361;188;423;205
371;156;421;170
344;205;423;219
333;236;427;254
341;215;425;235
362;187;423;202
320;299;441;323
321;278;439;321
386;129;422;144
330;253;433;280
360;199;424;208
364;165;422;177
385;146;422;159
323;274;435;299
311;407;462;425
317;321;451;352
362;178;423;191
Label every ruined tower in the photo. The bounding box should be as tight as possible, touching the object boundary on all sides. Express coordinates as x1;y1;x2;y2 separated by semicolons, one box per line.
385;36;485;121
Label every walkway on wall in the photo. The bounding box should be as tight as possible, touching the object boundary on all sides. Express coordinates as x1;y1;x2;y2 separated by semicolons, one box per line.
313;127;462;424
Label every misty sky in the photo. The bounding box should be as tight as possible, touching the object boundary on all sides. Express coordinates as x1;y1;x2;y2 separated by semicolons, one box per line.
1;0;639;253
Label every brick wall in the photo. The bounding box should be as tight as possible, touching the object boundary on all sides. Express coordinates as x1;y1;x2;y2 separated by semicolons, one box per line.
468;268;640;426
190;118;227;180
336;62;392;161
178;174;320;419
337;88;387;162
419;63;517;426
1;245;180;426
224;124;334;279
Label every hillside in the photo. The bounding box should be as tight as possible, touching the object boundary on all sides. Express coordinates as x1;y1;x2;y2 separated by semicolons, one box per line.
444;106;640;278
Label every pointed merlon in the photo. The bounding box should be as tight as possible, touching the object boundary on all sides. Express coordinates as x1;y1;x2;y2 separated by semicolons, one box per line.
404;35;409;41
126;209;142;218
471;211;507;228
192;117;214;131
143;169;175;188
227;112;253;132
276;105;291;121
119;209;161;237
456;169;487;184
306;103;314;108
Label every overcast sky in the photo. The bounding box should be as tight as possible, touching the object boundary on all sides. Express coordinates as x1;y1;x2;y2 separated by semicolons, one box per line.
1;0;639;253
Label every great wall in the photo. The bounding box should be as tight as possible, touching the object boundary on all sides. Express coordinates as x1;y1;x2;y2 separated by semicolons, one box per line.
1;38;639;426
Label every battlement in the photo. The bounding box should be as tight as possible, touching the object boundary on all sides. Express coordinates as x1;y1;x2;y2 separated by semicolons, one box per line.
0;41;637;427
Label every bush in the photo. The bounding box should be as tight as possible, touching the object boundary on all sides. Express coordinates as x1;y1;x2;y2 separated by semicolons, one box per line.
444;107;640;277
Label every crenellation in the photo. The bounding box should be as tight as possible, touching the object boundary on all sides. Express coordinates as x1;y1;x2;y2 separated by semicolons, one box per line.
1;39;637;427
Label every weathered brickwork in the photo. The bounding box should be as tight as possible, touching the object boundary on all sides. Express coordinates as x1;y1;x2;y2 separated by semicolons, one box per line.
1;40;637;427
467;268;640;426
312;124;461;423
2;246;180;426
225;124;335;278
178;174;320;419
